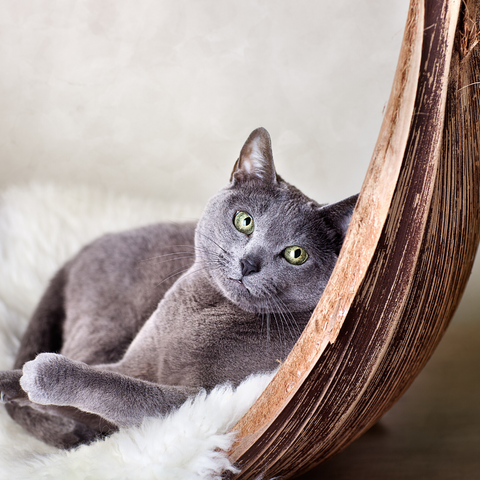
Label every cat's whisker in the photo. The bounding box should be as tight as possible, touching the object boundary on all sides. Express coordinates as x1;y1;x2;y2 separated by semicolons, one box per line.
274;295;303;339
196;250;226;269
198;252;222;265
268;294;299;348
258;299;270;344
139;252;196;263
263;303;272;345
148;244;213;260
262;296;286;354
269;291;301;335
141;255;196;266
171;244;205;254
154;267;193;289
195;231;228;254
272;311;286;355
260;310;269;343
167;244;197;249
196;252;223;266
144;241;225;260
155;262;222;291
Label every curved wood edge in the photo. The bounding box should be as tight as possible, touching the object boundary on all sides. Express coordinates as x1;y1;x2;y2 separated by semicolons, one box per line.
228;0;480;478
229;0;425;460
229;0;425;457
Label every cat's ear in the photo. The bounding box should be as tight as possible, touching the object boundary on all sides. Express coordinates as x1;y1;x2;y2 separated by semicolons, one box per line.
319;194;359;255
230;127;278;184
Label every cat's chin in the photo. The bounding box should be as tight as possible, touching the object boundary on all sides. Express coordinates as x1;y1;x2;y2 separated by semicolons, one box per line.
211;277;262;314
226;278;259;313
215;277;284;315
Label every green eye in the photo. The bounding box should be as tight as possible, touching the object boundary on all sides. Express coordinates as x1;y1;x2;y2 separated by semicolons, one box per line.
283;246;308;265
234;211;255;235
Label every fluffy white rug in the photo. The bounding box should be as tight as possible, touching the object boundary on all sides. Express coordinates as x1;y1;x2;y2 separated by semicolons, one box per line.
0;183;274;480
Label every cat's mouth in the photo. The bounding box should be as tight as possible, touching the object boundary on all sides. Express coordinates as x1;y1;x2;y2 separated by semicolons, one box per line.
225;277;272;314
228;277;248;291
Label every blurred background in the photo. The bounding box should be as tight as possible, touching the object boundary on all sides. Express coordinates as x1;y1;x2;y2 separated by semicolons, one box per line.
0;0;478;478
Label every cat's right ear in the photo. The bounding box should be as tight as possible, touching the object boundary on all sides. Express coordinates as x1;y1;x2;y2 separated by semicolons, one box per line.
230;127;278;185
319;194;359;255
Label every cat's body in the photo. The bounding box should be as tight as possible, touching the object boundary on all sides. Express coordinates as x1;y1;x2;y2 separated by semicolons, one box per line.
0;128;358;449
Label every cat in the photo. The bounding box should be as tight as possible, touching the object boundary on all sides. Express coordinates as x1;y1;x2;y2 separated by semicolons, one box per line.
0;127;358;449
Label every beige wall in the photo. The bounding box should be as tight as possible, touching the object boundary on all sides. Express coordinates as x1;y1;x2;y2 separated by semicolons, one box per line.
0;0;408;204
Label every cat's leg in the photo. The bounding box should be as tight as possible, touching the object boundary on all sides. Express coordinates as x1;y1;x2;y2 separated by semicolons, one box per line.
4;403;107;449
20;353;201;428
2;267;110;448
0;368;114;448
0;370;26;404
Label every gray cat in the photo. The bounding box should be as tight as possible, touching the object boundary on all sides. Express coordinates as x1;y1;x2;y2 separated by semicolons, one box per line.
0;127;357;449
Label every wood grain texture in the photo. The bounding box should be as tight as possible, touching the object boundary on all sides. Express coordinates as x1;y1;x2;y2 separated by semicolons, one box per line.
228;0;480;478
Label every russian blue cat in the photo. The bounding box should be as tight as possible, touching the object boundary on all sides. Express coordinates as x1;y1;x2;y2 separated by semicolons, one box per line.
0;127;357;449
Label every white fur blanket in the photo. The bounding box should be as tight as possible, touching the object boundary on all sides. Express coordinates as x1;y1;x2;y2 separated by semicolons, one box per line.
0;183;274;480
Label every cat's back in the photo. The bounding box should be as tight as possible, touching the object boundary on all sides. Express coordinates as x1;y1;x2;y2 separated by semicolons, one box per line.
61;222;197;364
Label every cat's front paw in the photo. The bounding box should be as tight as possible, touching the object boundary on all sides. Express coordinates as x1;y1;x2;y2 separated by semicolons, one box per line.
20;353;81;406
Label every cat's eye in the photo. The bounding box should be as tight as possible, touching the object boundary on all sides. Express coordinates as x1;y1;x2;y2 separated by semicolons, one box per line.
234;211;255;235
283;246;308;265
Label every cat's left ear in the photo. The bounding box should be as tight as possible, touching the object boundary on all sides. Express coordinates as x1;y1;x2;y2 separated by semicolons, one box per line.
320;194;359;254
230;127;278;184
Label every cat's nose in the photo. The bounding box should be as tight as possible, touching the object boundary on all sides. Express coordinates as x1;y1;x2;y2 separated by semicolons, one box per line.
240;256;261;277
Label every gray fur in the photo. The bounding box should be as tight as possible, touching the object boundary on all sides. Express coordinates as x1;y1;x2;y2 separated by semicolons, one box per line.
1;127;358;448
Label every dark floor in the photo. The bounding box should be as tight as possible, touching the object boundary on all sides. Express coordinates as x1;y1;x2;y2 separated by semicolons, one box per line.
297;261;480;480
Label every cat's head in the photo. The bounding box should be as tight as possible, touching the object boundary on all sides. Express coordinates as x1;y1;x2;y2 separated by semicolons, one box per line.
195;127;358;314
